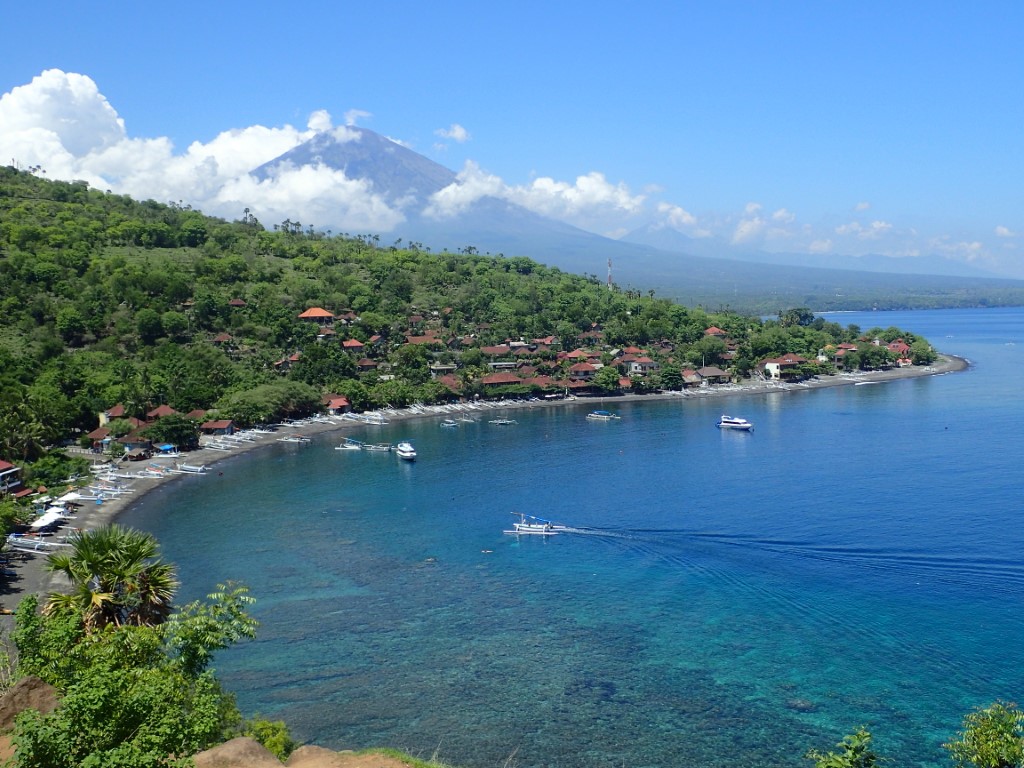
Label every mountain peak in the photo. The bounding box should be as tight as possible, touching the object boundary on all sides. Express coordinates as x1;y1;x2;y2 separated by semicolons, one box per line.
252;126;456;202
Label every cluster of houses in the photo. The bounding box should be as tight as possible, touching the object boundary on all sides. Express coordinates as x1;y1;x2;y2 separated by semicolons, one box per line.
233;305;920;400
269;306;753;396
0;307;920;501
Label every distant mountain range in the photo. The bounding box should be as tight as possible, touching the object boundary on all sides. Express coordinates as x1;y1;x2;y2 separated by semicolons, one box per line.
253;128;1024;312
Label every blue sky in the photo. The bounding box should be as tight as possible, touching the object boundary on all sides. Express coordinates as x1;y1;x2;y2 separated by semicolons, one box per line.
3;2;1024;276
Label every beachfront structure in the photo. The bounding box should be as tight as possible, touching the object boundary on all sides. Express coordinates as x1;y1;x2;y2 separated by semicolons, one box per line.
0;459;22;496
762;354;809;380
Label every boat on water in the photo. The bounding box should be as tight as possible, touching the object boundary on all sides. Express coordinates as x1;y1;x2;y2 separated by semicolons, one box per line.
395;441;417;461
586;410;621;421
335;438;364;451
277;435;312;443
489;418;517;425
503;512;568;536
440;419;459;428
363;443;393;452
717;415;754;431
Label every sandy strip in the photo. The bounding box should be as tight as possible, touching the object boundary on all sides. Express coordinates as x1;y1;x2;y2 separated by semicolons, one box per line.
0;354;967;612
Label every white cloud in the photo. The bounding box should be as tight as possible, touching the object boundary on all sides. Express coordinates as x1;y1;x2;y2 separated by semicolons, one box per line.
929;236;985;262
0;69;125;157
854;201;871;211
744;201;762;215
344;109;371;126
435;123;470;143
809;239;833;253
423;160;504;218
835;220;893;240
0;69;406;228
732;215;766;244
995;225;1016;238
510;171;645;220
425;163;646;229
307;109;333;132
216;162;405;231
656;202;697;228
772;208;795;223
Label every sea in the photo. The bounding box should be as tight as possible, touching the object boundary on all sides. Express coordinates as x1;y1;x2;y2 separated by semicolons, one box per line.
123;307;1024;768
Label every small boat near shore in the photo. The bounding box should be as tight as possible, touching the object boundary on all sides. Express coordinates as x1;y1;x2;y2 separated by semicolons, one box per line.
440;419;459;428
363;443;393;452
586;410;621;421
503;512;568;536
489;418;517;425
717;415;753;431
396;441;417;461
335;438;364;451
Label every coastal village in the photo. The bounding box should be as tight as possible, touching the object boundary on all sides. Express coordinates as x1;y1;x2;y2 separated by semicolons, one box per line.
0;304;926;505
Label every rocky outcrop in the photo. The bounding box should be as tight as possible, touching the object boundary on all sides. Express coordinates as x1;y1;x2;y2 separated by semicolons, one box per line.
0;675;59;733
286;745;356;767
193;738;413;768
194;737;284;767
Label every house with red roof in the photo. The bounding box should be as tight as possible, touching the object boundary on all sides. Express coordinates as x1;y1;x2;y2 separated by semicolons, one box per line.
341;338;365;352
200;419;235;436
436;374;463;394
569;362;597;380
298;307;334;326
100;403;126;425
147;404;178;420
322;395;351;415
0;459;23;496
705;326;728;338
762;354;808;380
480;371;522;387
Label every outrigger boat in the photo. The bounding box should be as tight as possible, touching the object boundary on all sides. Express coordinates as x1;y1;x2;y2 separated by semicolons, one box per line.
503;512;568;536
586;410;621;421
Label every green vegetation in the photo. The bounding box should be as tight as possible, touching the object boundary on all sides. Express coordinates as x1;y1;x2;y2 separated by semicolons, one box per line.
944;702;1024;768
805;728;879;768
0;165;988;767
0;166;936;480
5;523;287;767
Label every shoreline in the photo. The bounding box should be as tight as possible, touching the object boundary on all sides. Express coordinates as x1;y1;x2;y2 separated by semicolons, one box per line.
0;354;968;611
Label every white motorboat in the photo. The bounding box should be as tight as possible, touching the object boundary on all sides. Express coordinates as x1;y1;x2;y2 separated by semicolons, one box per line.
440;419;459;428
586;410;621;421
503;512;568;536
335;438;364;451
717;415;754;431
396;441;417;461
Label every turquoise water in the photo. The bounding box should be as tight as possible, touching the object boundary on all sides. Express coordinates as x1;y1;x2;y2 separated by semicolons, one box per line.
124;307;1024;768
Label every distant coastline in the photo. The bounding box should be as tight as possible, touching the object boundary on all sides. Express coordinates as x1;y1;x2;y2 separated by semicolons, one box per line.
1;353;968;610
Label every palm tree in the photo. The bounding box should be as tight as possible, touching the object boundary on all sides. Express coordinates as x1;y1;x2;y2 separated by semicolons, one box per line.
45;525;179;631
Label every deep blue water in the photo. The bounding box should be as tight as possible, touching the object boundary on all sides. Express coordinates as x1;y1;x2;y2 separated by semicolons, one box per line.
124;307;1024;768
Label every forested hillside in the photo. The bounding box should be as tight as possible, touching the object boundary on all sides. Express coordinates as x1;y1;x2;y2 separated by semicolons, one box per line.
0;166;931;471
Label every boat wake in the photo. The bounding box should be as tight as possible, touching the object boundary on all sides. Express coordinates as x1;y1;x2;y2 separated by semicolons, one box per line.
563;525;1024;595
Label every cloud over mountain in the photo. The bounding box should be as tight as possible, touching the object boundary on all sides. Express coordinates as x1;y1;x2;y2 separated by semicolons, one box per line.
2;69;1021;279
